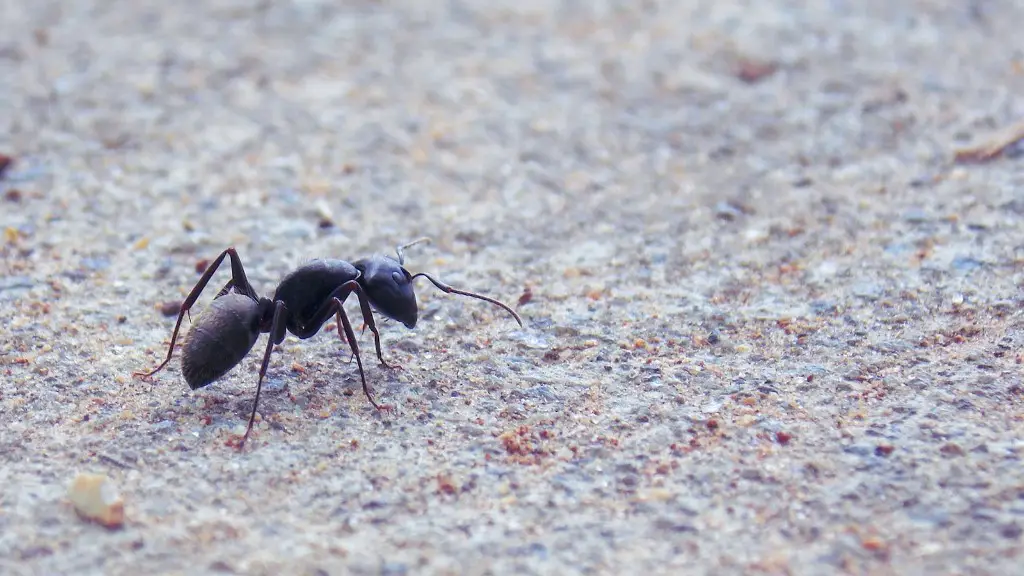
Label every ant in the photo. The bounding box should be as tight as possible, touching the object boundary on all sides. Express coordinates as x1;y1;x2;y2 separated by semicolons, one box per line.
133;238;523;450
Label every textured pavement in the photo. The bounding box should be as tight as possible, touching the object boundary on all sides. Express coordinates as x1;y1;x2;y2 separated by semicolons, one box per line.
2;1;1024;574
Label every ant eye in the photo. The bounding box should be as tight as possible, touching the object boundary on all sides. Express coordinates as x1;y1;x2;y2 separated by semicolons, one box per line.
391;271;404;285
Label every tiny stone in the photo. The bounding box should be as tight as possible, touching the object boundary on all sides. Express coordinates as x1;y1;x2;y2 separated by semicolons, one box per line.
67;473;125;529
158;301;181;316
939;443;965;457
715;202;744;221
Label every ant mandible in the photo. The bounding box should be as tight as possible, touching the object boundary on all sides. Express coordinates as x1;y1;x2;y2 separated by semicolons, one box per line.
133;238;524;450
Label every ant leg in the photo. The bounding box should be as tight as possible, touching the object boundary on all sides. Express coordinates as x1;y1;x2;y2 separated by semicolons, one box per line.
335;309;357;365
332;299;390;413
197;280;234;323
134;247;257;380
350;287;399;370
283;284;390;413
409;272;524;327
290;280;396;370
214;279;235;298
239;301;288;452
334;310;348;343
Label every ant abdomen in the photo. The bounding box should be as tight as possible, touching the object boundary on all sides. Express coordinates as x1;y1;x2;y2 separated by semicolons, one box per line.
181;292;262;391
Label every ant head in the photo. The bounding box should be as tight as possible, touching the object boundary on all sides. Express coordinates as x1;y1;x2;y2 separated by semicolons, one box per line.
354;238;524;331
353;255;418;329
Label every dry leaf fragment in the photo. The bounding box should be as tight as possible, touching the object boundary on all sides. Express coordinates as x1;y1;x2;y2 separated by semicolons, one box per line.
954;120;1024;164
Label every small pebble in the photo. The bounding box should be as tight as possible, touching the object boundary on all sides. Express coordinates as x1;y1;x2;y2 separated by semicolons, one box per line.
715;201;745;221
159;301;181;316
734;57;778;83
67;473;125;529
315;200;335;228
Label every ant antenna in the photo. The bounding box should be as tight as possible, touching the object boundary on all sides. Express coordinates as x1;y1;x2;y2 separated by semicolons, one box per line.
395;237;432;265
410;272;524;327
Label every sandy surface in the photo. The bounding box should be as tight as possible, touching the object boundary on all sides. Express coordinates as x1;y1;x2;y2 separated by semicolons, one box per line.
2;0;1024;574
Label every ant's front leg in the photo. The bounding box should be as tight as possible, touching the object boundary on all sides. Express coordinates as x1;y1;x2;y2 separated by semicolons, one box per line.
288;285;394;413
332;299;393;414
317;280;402;371
134;247;257;380
348;288;402;371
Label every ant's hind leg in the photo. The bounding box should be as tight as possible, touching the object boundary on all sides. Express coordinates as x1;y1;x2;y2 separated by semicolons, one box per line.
133;247;256;380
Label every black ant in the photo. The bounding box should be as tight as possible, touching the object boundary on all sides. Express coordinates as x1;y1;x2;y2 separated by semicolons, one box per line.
133;238;523;450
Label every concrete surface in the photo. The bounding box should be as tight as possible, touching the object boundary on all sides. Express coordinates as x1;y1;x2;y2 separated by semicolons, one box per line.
2;0;1024;574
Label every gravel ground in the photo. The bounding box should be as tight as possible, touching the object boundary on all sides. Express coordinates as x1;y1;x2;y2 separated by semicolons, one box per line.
2;0;1024;574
